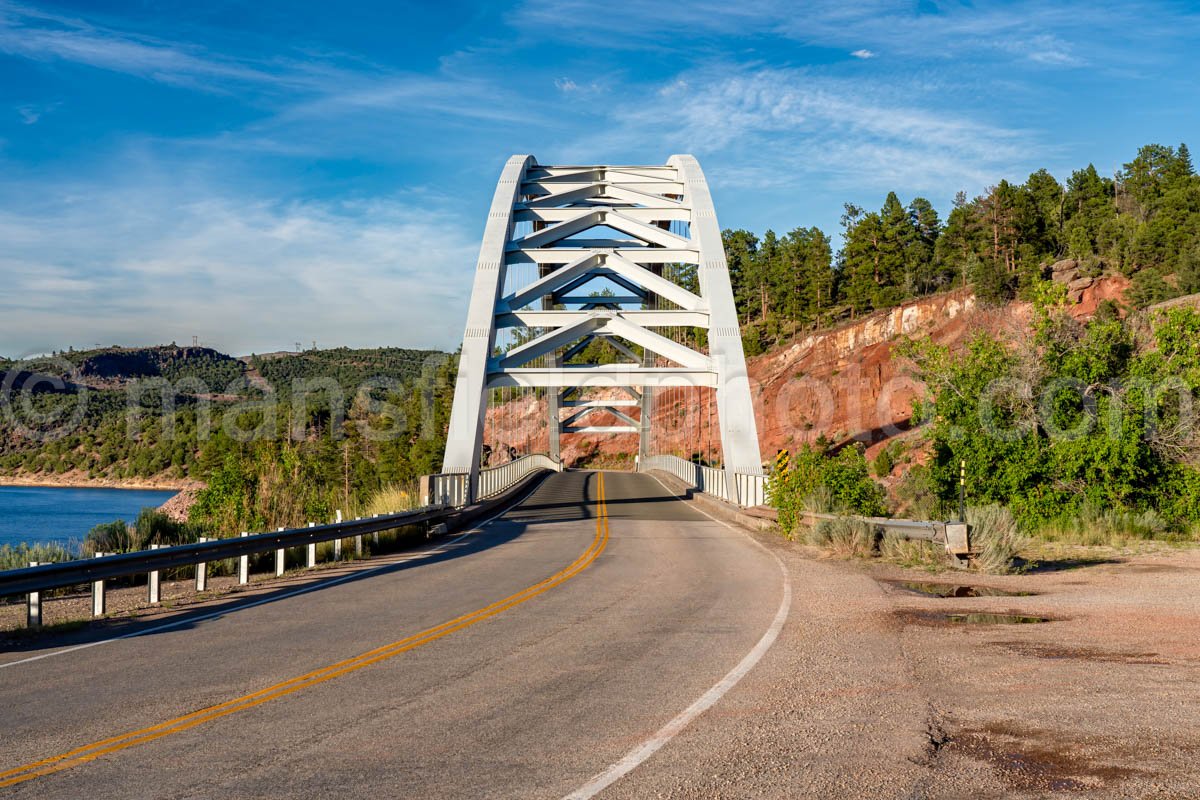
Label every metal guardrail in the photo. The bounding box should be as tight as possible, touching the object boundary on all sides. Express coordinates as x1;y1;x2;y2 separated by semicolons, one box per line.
422;453;561;507
798;511;971;566
4;463;561;629
637;454;767;507
0;506;449;601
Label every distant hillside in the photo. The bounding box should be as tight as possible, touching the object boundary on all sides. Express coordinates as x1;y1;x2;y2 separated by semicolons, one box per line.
2;344;445;397
0;344;452;494
247;347;446;397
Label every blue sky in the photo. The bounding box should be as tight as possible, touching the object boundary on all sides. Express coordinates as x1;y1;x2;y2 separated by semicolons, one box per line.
1;0;1198;357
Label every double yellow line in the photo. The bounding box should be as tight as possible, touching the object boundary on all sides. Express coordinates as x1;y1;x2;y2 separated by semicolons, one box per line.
0;472;611;789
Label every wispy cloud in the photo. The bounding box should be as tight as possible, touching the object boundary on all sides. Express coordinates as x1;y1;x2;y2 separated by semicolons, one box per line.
509;0;1197;72
0;1;289;90
564;63;1038;198
850;49;876;59
15;103;53;124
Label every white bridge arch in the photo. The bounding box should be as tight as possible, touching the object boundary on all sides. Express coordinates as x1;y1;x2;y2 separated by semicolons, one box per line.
442;155;762;503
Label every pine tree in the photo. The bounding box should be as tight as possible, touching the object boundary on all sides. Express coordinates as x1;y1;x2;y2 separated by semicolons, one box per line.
722;229;759;323
907;197;941;293
1176;142;1194;177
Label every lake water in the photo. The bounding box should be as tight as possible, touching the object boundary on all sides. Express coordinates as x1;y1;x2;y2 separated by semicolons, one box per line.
0;486;178;549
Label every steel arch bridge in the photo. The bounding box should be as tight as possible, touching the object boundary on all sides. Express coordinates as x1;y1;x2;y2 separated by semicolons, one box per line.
442;155;762;503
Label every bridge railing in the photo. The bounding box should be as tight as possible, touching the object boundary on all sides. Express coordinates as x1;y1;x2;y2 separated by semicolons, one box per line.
421;453;562;507
637;454;767;507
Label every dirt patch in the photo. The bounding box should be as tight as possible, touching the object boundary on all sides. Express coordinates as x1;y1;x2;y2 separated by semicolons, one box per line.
1117;563;1200;574
948;722;1144;792
894;608;1057;627
995;641;1169;665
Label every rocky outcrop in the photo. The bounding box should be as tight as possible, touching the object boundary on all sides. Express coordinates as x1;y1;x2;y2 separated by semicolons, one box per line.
1049;260;1131;314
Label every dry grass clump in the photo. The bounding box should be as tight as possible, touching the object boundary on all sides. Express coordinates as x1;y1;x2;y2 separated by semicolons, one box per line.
878;533;945;570
808;518;877;559
967;505;1024;573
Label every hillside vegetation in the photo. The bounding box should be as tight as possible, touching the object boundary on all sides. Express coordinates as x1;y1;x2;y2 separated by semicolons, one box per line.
726;142;1200;354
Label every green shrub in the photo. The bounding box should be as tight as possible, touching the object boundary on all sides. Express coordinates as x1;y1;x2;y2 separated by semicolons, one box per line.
84;520;135;555
871;446;895;478
767;445;887;535
85;507;202;555
894;464;945;519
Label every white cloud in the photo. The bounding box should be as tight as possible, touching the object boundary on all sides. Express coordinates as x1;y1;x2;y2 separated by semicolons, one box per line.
850;49;876;59
554;77;579;92
0;178;480;357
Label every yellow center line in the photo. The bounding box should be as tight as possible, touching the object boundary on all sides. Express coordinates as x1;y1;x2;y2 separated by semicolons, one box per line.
1;473;611;789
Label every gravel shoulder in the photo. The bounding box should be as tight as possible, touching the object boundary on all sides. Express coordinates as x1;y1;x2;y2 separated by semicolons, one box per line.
610;513;1200;799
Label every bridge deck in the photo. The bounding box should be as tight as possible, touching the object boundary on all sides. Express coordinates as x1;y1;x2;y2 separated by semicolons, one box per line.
0;471;784;798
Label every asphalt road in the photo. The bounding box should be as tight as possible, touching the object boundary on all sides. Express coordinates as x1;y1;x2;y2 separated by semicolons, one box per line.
0;471;786;799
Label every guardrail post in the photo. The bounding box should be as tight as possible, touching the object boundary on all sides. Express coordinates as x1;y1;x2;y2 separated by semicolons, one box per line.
275;528;286;577
238;532;250;585
148;544;161;604
195;538;208;592
306;523;317;568
92;552;106;618
333;510;343;560
26;561;41;628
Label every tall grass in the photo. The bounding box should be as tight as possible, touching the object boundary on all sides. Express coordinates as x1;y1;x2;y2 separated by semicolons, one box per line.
967;505;1025;573
0;542;74;571
807;517;877;558
878;533;945;570
357;483;418;518
1031;503;1181;547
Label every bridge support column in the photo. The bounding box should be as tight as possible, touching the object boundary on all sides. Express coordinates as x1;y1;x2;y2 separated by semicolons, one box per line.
548;358;561;463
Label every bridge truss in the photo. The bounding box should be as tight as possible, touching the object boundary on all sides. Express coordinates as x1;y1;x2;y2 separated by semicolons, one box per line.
443;155;762;503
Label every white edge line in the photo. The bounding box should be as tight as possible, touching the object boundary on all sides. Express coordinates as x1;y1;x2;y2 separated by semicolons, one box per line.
561;474;792;800
0;492;533;671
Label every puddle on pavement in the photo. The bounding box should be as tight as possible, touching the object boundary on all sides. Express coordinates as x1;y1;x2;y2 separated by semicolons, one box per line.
896;581;1033;598
947;613;1048;625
